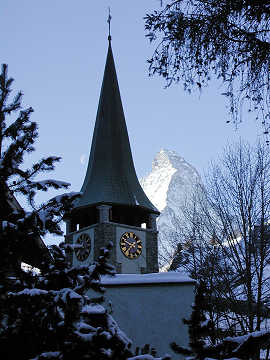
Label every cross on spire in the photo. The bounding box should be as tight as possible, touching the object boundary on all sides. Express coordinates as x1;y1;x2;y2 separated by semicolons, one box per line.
107;7;112;41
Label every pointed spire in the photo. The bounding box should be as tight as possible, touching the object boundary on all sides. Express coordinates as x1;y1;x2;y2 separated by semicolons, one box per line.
75;41;158;213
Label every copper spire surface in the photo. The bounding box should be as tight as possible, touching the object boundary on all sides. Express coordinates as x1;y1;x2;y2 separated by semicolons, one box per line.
75;40;158;213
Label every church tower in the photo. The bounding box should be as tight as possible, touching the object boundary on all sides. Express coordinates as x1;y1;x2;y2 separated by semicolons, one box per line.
65;38;160;274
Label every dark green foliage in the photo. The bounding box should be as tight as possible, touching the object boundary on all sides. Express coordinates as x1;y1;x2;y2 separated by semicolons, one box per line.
171;281;270;359
0;242;133;360
145;1;270;129
0;63;80;274
171;281;215;359
206;331;270;360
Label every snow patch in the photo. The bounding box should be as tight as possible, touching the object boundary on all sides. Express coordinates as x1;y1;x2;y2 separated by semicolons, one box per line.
10;288;48;296
81;304;106;315
101;272;195;286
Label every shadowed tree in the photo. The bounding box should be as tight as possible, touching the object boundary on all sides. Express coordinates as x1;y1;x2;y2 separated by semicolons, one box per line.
0;242;135;360
145;1;270;132
0;63;80;275
169;141;270;358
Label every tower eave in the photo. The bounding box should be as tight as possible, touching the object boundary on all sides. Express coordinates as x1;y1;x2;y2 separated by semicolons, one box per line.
71;200;160;216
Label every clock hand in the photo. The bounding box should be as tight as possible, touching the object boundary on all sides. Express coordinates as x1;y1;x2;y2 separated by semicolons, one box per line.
126;242;136;252
124;239;134;247
128;243;137;252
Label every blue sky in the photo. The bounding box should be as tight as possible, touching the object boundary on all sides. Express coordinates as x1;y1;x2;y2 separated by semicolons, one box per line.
1;1;262;243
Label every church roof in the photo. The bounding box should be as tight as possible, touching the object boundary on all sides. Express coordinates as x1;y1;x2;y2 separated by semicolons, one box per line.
74;40;159;214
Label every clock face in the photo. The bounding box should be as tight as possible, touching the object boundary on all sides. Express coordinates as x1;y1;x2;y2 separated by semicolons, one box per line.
120;232;142;259
74;233;91;262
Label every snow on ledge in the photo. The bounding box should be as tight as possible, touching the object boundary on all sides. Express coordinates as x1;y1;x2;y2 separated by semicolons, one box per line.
101;272;195;286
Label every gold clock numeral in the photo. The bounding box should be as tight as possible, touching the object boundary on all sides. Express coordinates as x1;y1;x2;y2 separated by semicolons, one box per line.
120;232;143;259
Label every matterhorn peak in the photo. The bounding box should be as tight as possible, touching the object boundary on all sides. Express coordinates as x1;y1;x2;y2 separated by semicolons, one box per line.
140;149;201;268
152;149;199;176
141;149;201;212
152;149;180;170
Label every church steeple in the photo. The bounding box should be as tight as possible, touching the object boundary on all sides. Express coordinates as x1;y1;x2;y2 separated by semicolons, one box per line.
75;40;158;214
66;37;159;275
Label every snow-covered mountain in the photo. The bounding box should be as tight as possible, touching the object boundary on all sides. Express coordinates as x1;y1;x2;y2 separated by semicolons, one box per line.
140;149;201;268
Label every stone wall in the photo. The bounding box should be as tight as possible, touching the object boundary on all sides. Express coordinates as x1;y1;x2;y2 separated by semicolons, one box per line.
146;231;159;273
94;223;116;262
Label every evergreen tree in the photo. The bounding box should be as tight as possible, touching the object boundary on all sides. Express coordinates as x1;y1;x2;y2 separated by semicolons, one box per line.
205;330;270;360
0;63;81;351
145;1;270;131
171;281;216;359
0;63;80;275
172;283;270;359
0;242;133;360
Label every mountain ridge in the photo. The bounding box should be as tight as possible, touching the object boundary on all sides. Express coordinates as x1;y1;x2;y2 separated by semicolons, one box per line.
140;149;201;267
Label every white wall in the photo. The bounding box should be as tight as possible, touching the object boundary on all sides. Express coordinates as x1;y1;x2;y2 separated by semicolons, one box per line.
101;273;195;359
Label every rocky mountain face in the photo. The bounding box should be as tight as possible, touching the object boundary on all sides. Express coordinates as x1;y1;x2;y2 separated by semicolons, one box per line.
140;149;201;268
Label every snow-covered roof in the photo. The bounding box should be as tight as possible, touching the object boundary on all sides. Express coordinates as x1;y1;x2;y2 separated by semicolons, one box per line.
101;272;195;286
